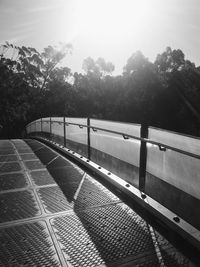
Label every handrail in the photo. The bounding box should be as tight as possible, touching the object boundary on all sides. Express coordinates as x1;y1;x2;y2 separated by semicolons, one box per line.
26;117;200;234
42;119;200;160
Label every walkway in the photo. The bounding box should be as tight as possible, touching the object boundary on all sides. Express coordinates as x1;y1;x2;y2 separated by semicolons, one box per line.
0;139;196;266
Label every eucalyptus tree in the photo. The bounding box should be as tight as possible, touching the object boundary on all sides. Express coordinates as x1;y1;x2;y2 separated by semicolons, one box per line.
0;42;72;91
154;47;200;135
121;51;164;126
0;42;72;137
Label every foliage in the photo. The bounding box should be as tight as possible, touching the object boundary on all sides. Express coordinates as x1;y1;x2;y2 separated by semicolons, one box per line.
82;57;115;77
0;42;200;138
0;42;72;137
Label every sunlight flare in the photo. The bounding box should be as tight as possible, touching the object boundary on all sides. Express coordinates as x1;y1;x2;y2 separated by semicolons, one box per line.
63;0;160;44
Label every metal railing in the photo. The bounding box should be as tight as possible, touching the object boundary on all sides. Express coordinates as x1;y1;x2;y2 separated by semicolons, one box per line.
26;117;200;191
26;117;200;231
27;118;200;159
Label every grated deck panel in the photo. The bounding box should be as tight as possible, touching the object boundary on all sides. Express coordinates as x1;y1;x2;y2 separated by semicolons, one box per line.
0;139;196;267
38;186;73;213
24;160;45;170
0;149;15;155
51;204;159;266
20;153;38;160
0;154;18;162
0;190;40;223
0;162;21;173
0;221;61;267
0;172;28;191
30;170;56;186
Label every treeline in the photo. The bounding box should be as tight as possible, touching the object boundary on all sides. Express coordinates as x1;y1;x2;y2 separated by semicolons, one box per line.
0;43;200;138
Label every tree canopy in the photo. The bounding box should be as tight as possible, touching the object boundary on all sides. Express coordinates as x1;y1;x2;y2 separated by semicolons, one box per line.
0;42;200;138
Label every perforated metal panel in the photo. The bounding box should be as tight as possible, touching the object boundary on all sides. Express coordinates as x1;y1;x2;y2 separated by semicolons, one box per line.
0;140;13;149
38;186;73;213
30;170;56;186
0;155;18;162
31;146;58;164
0;162;21;173
47;156;75;170
17;148;34;154
51;204;159;267
0;172;28;191
25;160;45;170
24;139;44;151
0;190;40;223
0;149;15;155
12;139;29;146
38;176;120;214
20;153;37;160
74;176;120;210
0;139;196;267
48;165;84;184
0;221;61;267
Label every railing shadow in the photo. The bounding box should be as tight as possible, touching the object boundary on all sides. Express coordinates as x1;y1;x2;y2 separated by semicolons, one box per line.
24;139;195;266
25;139;82;203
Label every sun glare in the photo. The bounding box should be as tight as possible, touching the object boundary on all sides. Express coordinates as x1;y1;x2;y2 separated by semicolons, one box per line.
64;0;158;43
55;0;163;73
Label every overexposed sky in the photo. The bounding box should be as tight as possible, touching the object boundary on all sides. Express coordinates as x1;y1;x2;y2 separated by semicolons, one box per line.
0;0;200;74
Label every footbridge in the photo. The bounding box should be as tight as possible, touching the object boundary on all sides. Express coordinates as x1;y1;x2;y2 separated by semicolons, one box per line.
0;117;200;266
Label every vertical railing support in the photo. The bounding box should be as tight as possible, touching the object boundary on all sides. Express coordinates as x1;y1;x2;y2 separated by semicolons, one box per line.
87;118;91;160
35;120;37;135
63;117;66;147
139;124;148;192
41;118;43;135
50;117;52;139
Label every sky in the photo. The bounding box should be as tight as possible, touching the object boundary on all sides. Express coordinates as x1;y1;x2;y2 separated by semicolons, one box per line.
0;0;200;74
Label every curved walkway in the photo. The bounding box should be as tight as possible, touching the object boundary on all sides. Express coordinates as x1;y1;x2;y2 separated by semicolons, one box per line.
0;139;197;266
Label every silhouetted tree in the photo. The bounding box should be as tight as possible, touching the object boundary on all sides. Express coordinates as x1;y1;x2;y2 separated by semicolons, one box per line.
154;47;200;135
0;42;72;137
0;42;200;138
120;51;164;126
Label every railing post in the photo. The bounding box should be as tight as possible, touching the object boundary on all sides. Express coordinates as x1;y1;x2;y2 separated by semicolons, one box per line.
139;124;148;192
50;117;52;139
87;118;91;160
41;118;43;136
35;120;37;135
63;117;66;147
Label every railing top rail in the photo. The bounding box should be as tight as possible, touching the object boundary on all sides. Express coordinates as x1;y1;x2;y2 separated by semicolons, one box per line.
29;118;200;160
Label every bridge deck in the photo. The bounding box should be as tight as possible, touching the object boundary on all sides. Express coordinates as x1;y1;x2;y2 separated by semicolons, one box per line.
0;139;196;266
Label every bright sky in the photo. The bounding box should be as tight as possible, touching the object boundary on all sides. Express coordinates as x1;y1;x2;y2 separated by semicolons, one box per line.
0;0;200;74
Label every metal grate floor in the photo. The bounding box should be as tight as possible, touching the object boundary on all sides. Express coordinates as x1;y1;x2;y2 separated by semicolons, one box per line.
0;221;61;267
0;190;40;223
51;204;159;266
0;172;28;191
0;162;21;174
0;139;196;267
30;169;56;186
0;154;18;162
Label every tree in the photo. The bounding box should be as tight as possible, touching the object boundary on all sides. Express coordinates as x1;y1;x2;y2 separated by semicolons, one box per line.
82;57;100;76
82;57;115;77
0;42;72;91
121;51;164;125
123;51;150;75
96;57;115;75
154;46;195;73
0;51;32;137
0;42;72;138
154;47;200;135
0;42;199;138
